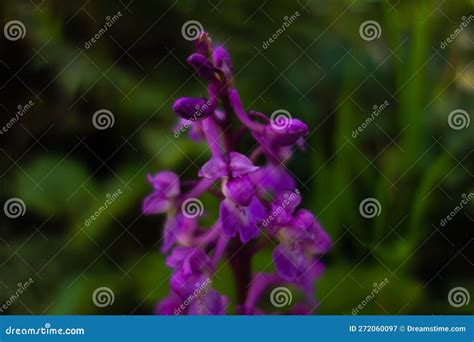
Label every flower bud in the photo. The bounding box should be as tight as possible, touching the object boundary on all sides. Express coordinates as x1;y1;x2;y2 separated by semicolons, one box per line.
212;46;233;69
263;119;308;147
186;53;215;80
172;97;213;120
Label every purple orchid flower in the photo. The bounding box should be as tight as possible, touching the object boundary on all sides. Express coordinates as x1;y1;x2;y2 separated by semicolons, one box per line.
198;151;265;242
143;31;330;315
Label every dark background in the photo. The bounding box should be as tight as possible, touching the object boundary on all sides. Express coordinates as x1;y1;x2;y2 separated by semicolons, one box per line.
0;0;472;314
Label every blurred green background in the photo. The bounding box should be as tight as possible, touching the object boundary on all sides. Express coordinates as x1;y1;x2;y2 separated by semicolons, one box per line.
0;0;473;315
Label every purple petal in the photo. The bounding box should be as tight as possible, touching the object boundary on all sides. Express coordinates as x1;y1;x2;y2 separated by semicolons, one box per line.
170;270;207;298
263;118;309;147
162;216;178;253
248;196;266;222
272;243;306;282
228;152;259;177
155;293;184;315
147;171;180;197
212;46;233;69
308;221;331;254
270;191;302;226
172;97;213;120
173;118;204;141
249;165;296;197
223;175;255;206
162;214;197;253
186;53;215;80
142;192;170;215
166;247;193;268
290;209;318;241
188;289;228;315
219;198;262;242
240;197;265;242
194;32;212;57
198;156;228;179
218;199;239;237
143;172;180;215
166;247;211;275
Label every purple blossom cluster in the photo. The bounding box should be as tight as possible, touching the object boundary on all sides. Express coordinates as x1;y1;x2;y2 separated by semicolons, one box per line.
143;32;330;315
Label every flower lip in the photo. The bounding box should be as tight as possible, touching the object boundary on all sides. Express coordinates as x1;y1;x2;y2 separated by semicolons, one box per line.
219;197;265;243
223;175;255;207
172;97;213;120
